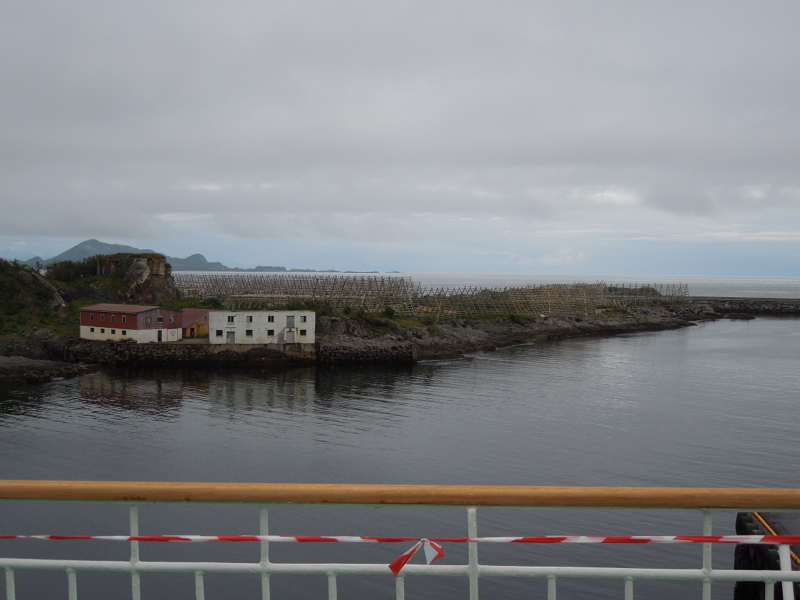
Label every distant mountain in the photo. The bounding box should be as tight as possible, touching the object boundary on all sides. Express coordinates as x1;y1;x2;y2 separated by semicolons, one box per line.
166;253;231;271
23;256;45;267
22;239;157;267
18;238;392;272
19;239;294;272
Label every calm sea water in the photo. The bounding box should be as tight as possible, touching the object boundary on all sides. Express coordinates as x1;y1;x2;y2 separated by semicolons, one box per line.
1;316;799;599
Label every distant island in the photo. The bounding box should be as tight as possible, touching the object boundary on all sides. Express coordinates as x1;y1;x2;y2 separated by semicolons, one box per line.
19;239;384;273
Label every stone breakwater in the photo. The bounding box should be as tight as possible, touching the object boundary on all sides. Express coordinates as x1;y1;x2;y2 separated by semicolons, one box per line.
692;297;800;316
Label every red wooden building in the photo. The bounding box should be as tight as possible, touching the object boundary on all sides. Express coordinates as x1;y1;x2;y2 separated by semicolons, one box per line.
79;304;183;343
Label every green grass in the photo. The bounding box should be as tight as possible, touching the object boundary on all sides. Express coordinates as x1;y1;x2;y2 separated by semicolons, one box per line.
0;259;72;335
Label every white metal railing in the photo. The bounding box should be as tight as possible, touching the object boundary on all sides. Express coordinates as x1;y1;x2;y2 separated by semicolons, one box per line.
1;481;799;600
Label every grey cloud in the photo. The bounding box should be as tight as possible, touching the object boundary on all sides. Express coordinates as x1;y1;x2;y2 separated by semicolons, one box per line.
2;1;800;245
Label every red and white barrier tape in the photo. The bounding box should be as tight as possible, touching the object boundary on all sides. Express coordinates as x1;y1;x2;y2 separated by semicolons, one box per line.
3;534;799;544
388;539;445;576
3;534;799;576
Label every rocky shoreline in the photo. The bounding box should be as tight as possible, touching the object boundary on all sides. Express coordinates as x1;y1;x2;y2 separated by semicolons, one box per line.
315;296;799;360
1;297;798;381
0;356;95;384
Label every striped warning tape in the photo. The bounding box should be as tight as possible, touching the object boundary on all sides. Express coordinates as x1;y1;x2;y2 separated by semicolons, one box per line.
4;534;798;575
2;534;800;544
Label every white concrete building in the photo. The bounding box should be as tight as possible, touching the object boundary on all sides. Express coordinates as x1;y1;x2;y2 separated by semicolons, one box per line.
208;310;315;345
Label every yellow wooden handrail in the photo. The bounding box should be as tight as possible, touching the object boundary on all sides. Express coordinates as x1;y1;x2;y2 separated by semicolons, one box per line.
0;481;799;508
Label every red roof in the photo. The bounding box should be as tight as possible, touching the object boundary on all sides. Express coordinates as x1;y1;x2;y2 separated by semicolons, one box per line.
181;308;210;327
80;304;161;314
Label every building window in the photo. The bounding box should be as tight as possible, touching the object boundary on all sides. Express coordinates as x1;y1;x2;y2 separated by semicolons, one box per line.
267;329;274;336
122;330;127;335
268;315;274;323
122;315;126;324
111;329;116;334
157;317;164;323
101;314;105;322
90;314;94;321
90;327;95;333
246;330;253;337
111;315;115;323
301;316;307;323
228;316;235;323
100;328;105;333
145;317;151;324
216;330;223;337
247;316;253;323
169;315;175;323
300;329;307;336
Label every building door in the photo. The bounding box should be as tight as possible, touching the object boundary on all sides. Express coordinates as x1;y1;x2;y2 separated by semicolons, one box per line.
158;330;162;342
286;316;295;328
226;331;235;344
285;331;295;343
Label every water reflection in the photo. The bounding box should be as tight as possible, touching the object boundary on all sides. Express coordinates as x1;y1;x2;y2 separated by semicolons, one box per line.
80;371;185;413
75;363;419;416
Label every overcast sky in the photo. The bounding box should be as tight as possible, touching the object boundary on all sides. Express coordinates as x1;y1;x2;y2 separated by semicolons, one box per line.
2;1;799;275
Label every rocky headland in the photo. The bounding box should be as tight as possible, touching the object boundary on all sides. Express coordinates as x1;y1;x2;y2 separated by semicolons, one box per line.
315;298;792;361
1;297;797;379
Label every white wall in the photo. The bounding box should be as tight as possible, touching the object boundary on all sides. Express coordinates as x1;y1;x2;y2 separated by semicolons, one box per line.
208;311;316;345
81;325;140;342
79;326;182;343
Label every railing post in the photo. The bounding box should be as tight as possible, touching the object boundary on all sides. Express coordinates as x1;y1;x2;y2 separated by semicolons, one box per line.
67;568;77;600
130;504;141;600
778;544;795;600
5;568;15;600
468;507;478;600
765;581;775;600
195;571;205;600
327;573;337;600
702;510;712;600
260;505;270;600
624;576;633;600
547;575;556;600
395;575;405;600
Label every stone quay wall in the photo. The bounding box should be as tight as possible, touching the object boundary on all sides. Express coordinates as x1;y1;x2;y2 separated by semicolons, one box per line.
67;340;316;366
317;339;417;364
66;338;416;366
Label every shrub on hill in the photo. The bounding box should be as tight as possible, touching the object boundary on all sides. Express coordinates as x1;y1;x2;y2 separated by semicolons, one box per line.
45;258;97;283
0;259;65;335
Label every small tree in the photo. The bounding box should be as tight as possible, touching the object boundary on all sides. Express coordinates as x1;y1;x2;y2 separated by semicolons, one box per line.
202;297;224;309
110;255;133;282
